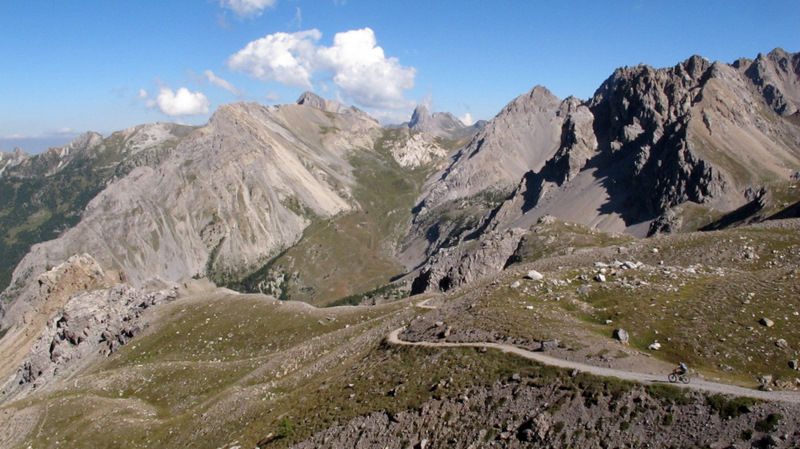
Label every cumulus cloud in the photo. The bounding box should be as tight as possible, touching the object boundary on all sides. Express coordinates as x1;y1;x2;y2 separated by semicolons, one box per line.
219;0;277;17
137;89;148;99
459;113;475;126
228;27;416;110
149;87;210;116
204;70;243;97
317;28;416;109
228;29;321;89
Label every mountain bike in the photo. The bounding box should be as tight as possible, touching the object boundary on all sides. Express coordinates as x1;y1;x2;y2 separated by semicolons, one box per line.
668;371;690;384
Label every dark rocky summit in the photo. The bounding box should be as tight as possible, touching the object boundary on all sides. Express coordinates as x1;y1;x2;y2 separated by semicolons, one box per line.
408;48;800;294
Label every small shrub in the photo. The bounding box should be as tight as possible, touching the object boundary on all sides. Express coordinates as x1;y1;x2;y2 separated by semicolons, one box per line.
740;429;753;441
754;413;781;432
646;384;693;406
278;418;294;438
620;421;631;431
663;413;674;426
706;394;758;419
594;417;604;431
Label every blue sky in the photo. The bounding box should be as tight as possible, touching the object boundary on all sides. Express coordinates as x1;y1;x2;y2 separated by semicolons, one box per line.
1;0;798;153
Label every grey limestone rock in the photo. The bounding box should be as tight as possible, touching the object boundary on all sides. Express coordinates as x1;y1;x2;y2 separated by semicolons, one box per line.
5;281;177;400
410;228;527;294
613;328;629;344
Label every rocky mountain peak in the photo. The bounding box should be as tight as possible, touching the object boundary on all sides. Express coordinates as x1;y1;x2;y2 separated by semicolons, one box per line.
398;104;485;140
296;91;350;114
12;147;29;159
408;104;431;128
0;148;31;176
738;47;800;117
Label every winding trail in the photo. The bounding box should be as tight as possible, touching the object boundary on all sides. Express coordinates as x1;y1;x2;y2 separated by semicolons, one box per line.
387;327;800;404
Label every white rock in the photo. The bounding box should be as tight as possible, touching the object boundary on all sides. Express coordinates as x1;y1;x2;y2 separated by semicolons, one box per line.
525;270;544;281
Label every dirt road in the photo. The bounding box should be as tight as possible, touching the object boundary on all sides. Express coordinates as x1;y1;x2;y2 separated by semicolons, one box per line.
387;327;800;404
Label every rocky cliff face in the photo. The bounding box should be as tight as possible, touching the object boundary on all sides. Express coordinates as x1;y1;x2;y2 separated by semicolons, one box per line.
0;122;194;294
414;86;569;215
0;98;384;328
409;49;800;293
0;97;387;399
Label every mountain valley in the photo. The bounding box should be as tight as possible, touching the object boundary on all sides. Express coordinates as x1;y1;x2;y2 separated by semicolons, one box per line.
1;49;799;448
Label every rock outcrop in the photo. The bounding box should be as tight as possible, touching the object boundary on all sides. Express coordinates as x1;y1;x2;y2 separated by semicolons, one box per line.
4;282;177;400
382;128;448;168
411;228;527;294
0;254;125;394
0;148;30;176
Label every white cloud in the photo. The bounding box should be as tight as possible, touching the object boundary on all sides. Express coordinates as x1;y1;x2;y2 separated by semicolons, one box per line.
289;7;302;28
150;87;210;116
137;89;148;99
228;29;321;89
204;70;243;97
219;0;277;17
317;28;416;109
228;27;416;110
420;93;434;110
57;127;73;134
367;108;412;126
265;91;281;102
459;113;475;126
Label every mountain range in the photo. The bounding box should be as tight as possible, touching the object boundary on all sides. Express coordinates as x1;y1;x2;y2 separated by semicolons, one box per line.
0;48;799;448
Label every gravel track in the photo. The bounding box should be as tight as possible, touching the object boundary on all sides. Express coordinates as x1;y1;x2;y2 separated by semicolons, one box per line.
387;327;800;404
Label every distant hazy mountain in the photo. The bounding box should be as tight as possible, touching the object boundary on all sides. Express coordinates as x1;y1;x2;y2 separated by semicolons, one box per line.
391;104;487;140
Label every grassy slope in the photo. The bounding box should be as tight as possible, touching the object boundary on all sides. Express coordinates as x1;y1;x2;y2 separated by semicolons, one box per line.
434;219;800;387
2;220;799;448
2;290;412;448
229;129;436;306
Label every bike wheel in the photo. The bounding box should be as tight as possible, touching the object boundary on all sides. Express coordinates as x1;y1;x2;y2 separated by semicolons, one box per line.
680;375;690;384
668;373;677;383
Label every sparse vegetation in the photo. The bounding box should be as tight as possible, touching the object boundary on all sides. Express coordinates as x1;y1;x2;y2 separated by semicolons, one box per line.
225;130;435;305
324;282;407;307
645;384;693;406
277;418;294;438
706;394;759;419
754;413;782;432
